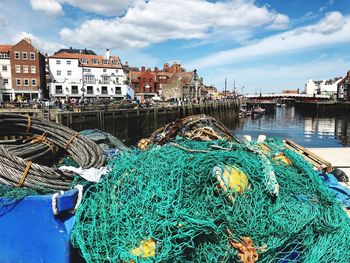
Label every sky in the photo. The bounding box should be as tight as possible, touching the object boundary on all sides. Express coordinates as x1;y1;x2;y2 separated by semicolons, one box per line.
1;0;350;93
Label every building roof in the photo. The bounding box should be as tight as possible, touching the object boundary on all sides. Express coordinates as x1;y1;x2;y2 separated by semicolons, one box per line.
0;45;12;53
168;72;193;85
49;52;122;69
54;48;96;55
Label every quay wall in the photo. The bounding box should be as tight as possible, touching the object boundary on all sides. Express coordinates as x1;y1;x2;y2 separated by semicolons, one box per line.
56;100;240;145
295;101;350;112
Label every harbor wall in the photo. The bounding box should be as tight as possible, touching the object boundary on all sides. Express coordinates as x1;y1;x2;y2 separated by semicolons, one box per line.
56;100;240;145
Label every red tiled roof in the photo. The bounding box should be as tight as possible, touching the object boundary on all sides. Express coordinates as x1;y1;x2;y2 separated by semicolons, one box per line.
0;45;12;53
49;52;122;68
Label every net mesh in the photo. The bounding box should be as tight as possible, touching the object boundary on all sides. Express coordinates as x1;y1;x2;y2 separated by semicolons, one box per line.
71;138;350;262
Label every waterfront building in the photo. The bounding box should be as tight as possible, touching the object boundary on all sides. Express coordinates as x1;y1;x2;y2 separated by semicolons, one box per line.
129;63;184;102
337;71;350;101
305;79;322;95
305;78;341;97
161;69;207;101
0;45;12;102
0;38;46;102
48;49;133;100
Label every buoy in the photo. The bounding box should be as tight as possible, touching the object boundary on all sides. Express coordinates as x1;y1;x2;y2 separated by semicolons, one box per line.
137;138;150;150
131;238;156;258
273;152;292;165
214;165;249;195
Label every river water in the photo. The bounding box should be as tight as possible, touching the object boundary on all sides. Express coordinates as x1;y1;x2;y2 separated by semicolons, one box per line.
231;107;350;148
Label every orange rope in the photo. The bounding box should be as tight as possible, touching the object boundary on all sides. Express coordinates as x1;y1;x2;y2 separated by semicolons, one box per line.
64;133;79;150
25;114;31;135
18;161;33;188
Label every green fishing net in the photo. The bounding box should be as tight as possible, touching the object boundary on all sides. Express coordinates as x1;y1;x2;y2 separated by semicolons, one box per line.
69;138;350;262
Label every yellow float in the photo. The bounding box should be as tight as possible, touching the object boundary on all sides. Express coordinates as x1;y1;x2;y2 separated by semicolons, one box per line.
131;238;156;258
215;165;249;196
272;152;292;165
137;138;150;150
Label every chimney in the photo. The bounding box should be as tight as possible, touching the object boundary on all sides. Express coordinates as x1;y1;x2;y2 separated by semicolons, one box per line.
105;48;110;59
141;66;145;72
24;37;32;44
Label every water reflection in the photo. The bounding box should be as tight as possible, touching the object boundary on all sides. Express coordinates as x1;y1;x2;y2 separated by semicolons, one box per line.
231;107;350;147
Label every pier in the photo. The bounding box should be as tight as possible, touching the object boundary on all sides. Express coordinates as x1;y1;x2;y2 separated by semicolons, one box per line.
56;100;240;144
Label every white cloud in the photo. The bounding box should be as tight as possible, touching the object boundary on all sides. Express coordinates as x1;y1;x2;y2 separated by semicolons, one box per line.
267;14;289;30
311;11;345;34
12;32;66;54
60;0;289;49
62;0;139;16
29;0;138;16
29;0;64;16
187;12;350;69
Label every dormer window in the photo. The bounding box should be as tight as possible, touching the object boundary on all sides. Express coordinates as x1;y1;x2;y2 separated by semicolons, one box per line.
112;60;118;65
93;59;98;64
81;58;87;64
102;59;108;65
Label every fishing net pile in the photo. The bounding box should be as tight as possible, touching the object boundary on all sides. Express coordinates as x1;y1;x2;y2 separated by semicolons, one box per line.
71;137;350;262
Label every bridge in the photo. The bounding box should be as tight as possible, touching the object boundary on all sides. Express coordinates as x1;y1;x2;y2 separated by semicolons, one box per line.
245;93;330;100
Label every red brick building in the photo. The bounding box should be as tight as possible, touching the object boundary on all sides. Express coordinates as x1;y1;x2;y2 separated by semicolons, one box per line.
9;38;46;101
337;70;350;101
129;63;185;101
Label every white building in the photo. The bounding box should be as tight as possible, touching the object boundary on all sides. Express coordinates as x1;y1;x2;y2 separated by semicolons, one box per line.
0;45;12;102
319;78;342;96
305;79;320;95
49;49;133;100
305;78;342;97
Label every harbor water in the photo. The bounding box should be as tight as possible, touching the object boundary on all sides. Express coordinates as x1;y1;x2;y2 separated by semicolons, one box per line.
231;106;350;148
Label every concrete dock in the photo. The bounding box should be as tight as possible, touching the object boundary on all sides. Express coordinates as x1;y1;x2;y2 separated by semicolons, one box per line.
308;147;350;177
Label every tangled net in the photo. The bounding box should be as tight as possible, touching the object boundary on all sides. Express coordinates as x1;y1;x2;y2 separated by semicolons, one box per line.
71;138;350;262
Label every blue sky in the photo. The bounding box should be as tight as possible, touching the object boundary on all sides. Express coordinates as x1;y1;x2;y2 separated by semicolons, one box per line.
1;0;350;93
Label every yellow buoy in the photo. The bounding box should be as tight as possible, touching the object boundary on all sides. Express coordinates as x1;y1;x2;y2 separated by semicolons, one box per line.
272;152;292;165
131;238;156;258
220;165;249;194
137;138;150;150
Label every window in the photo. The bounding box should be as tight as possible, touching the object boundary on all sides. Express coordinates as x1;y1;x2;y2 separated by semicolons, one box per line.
24;79;29;86
55;85;63;94
31;78;36;86
2;65;7;71
67;70;72;76
84;75;95;84
101;86;108;94
57;70;61;76
0;53;9;58
83;68;91;73
31;66;36;74
81;58;87;64
101;76;110;84
22;52;27;60
14;52;19;59
72;86;78;94
16;78;21;86
3;79;8;84
115;86;121;94
56;60;61;65
67;60;71;65
23;65;29;73
103;69;107;73
93;59;98;64
87;86;93;94
112;60;118;65
102;59;108;64
15;65;21;73
30;52;35;60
